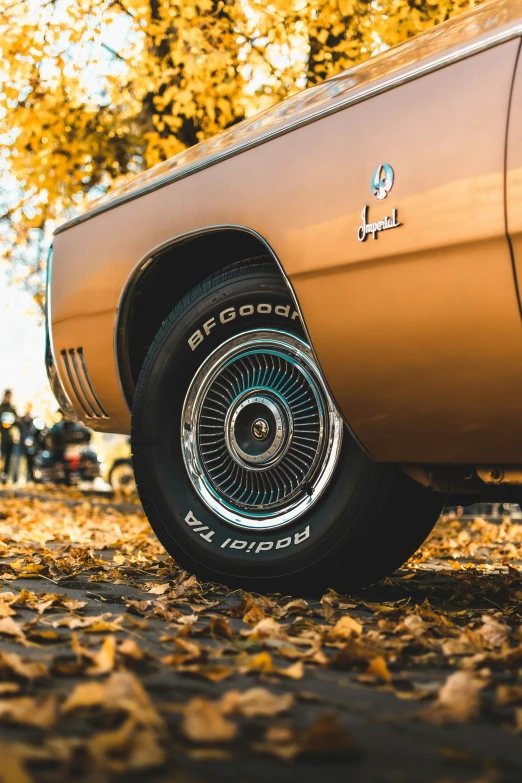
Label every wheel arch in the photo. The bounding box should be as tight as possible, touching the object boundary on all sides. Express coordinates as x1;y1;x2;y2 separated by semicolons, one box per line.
115;225;311;410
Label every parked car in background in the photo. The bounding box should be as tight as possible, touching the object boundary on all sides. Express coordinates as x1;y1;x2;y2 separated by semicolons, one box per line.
46;0;522;593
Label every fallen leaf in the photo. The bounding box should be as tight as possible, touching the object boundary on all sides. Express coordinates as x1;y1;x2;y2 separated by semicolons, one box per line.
55;614;124;633
242;605;266;626
62;681;107;712
63;672;163;729
182;697;237;743
365;656;392;684
299;712;358;758
279;661;305;680
330;637;383;669
188;747;233;761
148;583;170;595
441;628;481;657
118;638;146;661
0;684;19;696
424;671;485;724
244;617;286;641
88;717;165;771
0;697;57;729
496;685;522;705
239;652;304;679
61;600;87;613
321;593;336;621
26;629;61;643
256;713;357;761
221;688;294;718
402;614;425;635
0;743;33;783
209;616;234;640
87;635;117;675
0;651;47;680
255;725;300;762
106;671;164;728
479;614;509;648
281;599;308;615
514;707;522;733
175;664;232;683
240;651;275;674
0;617;24;639
8;560;44;577
331;615;363;640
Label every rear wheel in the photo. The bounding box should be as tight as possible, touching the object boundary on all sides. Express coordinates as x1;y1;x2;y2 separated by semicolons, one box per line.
131;259;445;594
109;460;136;493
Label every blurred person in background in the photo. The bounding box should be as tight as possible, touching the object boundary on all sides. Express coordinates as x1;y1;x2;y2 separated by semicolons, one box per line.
12;407;36;484
0;389;18;483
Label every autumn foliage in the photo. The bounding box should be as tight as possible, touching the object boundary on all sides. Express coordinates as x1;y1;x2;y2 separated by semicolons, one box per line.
0;0;481;306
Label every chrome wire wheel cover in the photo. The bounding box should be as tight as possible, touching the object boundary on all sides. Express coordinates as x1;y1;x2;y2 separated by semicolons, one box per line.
181;329;343;531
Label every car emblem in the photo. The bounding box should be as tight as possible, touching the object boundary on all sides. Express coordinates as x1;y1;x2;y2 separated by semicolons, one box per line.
357;164;402;242
371;163;394;200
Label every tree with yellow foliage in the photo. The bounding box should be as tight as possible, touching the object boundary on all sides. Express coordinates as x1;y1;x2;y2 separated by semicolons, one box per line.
0;0;480;310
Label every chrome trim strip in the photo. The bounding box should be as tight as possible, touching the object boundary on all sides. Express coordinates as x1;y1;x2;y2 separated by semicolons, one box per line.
114;223;369;456
55;22;522;236
61;350;97;419
76;348;110;418
69;349;98;417
45;248;77;418
60;348;110;419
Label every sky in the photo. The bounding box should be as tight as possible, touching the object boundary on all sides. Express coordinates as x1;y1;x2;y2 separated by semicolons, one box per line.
0;265;56;419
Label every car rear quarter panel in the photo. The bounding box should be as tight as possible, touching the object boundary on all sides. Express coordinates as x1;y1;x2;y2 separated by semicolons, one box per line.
507;49;522;335
52;39;522;462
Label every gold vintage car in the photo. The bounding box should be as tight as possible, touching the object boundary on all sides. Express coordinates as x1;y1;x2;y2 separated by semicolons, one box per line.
46;0;522;592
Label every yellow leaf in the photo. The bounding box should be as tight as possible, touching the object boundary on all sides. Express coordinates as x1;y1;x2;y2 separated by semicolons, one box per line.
62;681;107;712
87;635;117;675
221;688;294;718
366;656;392;684
0;697;57;729
332;615;363;639
182;697;237;743
0;617;24;639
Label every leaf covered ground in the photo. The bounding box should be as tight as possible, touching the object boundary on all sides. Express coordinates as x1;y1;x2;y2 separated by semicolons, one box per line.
0;492;520;782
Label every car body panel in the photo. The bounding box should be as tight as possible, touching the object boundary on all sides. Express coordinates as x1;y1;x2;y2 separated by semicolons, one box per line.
292;40;522;463
507;46;522;314
49;1;522;464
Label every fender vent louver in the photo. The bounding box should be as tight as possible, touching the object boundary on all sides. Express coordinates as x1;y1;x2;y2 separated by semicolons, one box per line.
60;348;109;420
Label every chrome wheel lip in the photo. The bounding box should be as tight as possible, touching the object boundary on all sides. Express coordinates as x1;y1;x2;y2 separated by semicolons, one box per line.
181;329;343;531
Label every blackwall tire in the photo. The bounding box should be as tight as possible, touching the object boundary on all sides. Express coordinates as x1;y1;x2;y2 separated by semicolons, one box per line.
131;259;445;594
109;461;136;492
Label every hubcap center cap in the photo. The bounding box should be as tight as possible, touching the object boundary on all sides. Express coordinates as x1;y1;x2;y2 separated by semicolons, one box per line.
252;418;269;440
226;392;290;468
